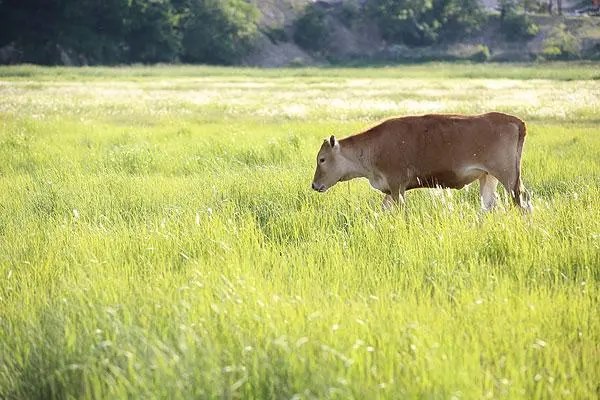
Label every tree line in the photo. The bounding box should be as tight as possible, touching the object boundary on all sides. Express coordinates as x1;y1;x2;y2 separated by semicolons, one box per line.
0;0;258;65
296;0;543;51
0;0;572;65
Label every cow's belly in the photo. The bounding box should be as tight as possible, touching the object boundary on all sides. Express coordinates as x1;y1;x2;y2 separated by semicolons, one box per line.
408;167;485;190
369;175;391;194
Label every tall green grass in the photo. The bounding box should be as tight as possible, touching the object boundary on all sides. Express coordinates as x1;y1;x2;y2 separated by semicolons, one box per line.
1;62;599;80
0;65;598;399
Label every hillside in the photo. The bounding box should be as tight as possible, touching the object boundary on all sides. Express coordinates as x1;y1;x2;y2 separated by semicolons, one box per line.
0;0;597;66
246;0;600;66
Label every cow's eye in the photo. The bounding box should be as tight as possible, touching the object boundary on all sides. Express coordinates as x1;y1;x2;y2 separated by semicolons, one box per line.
319;158;325;163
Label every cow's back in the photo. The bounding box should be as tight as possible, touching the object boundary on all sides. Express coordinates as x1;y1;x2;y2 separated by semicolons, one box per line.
365;113;524;189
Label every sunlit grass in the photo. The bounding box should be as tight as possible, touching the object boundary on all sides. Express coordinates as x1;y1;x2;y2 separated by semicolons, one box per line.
2;69;599;126
0;65;598;399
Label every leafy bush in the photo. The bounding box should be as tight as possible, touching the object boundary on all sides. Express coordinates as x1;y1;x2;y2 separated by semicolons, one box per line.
501;9;539;41
126;0;181;63
0;0;259;65
0;0;134;64
265;27;289;44
293;5;330;52
364;0;486;46
181;0;259;65
585;43;600;61
365;0;439;46
471;44;491;62
434;0;488;41
340;0;362;25
541;24;581;60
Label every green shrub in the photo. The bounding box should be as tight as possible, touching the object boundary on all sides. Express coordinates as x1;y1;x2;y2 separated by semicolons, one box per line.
436;0;488;42
471;44;491;62
501;11;539;41
340;0;361;25
181;0;259;65
364;0;486;46
365;0;439;46
541;24;581;60
293;5;330;52
265;27;288;44
126;0;181;63
0;0;259;65
586;43;600;61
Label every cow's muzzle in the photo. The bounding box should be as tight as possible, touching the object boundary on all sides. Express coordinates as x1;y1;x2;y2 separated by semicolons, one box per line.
312;182;326;192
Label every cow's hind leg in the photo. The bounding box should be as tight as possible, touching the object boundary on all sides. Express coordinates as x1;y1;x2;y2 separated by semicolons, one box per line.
493;169;533;213
512;176;533;213
479;173;499;211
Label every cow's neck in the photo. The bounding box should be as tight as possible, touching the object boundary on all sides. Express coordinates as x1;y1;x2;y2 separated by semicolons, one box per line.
339;142;371;181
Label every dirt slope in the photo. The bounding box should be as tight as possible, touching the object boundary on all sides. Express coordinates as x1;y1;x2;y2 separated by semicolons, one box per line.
246;1;600;65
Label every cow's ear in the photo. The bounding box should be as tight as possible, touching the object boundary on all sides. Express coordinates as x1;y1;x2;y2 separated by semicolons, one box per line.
329;135;339;149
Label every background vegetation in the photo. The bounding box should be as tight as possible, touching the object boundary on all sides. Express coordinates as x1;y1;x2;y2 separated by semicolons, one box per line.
0;0;259;65
2;0;595;65
363;0;487;46
0;63;598;398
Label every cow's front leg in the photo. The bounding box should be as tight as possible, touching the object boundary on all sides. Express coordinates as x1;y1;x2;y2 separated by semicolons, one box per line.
382;187;405;210
479;174;499;212
382;194;395;210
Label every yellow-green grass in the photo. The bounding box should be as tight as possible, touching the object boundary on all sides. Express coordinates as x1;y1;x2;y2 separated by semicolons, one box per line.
0;64;598;399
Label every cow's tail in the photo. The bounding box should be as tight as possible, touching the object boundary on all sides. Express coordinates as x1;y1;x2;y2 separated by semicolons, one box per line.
513;118;532;212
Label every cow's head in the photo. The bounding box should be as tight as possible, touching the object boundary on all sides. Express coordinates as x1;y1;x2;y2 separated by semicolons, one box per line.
312;135;343;192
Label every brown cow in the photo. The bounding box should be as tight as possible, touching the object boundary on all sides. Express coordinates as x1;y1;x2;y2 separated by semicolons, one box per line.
311;112;532;212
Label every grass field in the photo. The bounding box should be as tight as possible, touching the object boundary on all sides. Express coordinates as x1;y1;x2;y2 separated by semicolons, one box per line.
0;63;598;399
